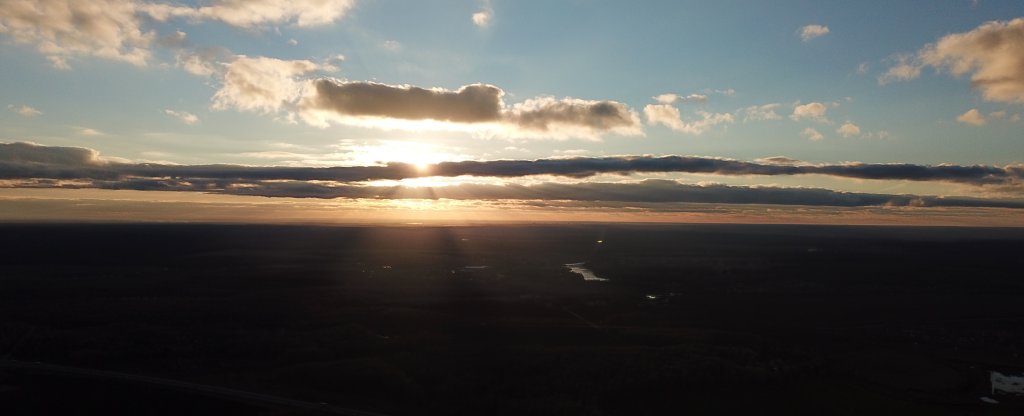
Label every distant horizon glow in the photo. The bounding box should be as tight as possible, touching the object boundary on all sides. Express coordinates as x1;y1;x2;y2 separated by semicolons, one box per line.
2;1;1023;225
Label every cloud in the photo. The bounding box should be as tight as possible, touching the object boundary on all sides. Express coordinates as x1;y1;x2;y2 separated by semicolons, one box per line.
801;127;824;141
643;105;734;135
144;0;356;29
7;104;42;117
164;109;199;125
878;55;923;84
957;108;987;126
741;103;781;122
836;122;861;137
175;47;233;78
790;102;829;122
381;40;402;51
75;127;104;136
800;24;830;42
507;97;643;138
472;0;493;28
472;10;492;28
9;174;1024;210
5;142;1022;187
653;93;708;104
301;81;504;123
212;55;328;113
0;0;356;69
880;18;1024;103
297;79;642;139
0;0;155;69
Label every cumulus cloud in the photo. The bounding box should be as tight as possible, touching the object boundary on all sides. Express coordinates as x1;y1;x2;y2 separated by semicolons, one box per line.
296;79;642;139
957;108;988;126
507;97;642;138
5;142;1022;187
0;0;356;69
790;102;829;122
643;105;734;135
0;0;156;69
802;127;824;141
164;109;199;125
880;18;1024;103
7;104;42;117
800;24;830;42
212;56;328;113
472;10;492;27
741;103;781;122
300;81;503;124
836;122;861;137
653;93;708;104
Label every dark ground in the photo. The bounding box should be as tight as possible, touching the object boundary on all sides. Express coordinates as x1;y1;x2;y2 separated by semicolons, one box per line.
1;223;1023;415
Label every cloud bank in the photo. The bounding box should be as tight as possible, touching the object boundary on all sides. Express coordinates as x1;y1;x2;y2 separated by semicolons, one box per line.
3;142;1022;187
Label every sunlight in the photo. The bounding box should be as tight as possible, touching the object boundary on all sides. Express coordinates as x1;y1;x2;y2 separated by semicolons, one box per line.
342;140;463;169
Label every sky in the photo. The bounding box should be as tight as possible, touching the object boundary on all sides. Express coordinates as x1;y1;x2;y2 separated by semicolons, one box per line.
1;0;1023;225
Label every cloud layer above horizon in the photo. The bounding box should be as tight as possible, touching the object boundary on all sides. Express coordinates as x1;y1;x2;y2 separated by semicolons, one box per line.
2;142;1022;209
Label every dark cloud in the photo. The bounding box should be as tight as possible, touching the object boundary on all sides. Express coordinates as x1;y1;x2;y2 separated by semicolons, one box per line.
40;177;1024;209
304;81;504;123
298;80;642;137
2;142;1022;187
506;97;640;134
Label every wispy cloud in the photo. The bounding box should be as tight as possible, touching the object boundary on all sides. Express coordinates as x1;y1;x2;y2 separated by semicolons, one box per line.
164;109;199;125
643;105;733;135
802;127;824;141
7;104;42;117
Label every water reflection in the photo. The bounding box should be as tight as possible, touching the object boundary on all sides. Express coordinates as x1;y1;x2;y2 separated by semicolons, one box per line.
565;262;609;281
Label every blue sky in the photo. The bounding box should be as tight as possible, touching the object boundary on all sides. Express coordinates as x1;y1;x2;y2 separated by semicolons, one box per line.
1;0;1023;224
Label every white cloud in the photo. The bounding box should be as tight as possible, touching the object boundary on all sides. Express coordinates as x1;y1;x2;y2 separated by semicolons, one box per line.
212;56;328;113
472;10;492;28
956;108;990;126
741;103;781;122
287;39;298;46
856;62;869;74
800;24;830;42
382;40;402;51
7;104;42;117
879;18;1024;103
0;0;356;69
957;108;987;126
176;47;232;78
0;0;155;69
802;127;824;141
955;108;1021;126
790;102;829;122
76;127;104;136
653;93;708;104
144;0;356;29
164;109;199;125
643;104;734;135
836;122;861;137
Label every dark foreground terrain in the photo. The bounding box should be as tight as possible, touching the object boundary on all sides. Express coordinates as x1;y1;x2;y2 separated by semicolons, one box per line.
2;223;1024;415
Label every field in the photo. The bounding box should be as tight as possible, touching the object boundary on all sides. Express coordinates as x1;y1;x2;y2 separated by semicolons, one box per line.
2;223;1023;415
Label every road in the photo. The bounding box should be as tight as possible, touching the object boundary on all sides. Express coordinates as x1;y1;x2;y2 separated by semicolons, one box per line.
0;360;387;416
